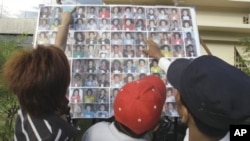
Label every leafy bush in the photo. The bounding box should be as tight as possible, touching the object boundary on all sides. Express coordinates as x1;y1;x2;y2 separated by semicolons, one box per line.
238;37;250;75
0;35;26;141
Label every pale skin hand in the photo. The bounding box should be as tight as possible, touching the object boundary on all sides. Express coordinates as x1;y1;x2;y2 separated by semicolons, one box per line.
143;39;164;60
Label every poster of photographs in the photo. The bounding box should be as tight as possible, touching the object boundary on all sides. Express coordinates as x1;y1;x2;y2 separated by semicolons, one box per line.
35;5;200;119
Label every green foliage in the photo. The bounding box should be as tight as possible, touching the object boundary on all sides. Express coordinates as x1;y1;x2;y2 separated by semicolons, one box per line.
0;35;26;141
238;37;250;76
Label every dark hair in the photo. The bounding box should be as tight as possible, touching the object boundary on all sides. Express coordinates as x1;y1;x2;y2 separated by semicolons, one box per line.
124;73;134;83
73;89;80;95
112;7;121;13
86;89;93;94
3;45;70;117
161;45;171;51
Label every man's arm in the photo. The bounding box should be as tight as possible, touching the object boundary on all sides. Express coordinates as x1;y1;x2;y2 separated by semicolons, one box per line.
143;39;171;73
54;12;72;51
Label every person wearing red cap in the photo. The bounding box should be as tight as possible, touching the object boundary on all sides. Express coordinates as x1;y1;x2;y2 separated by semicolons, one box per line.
144;39;250;141
82;75;167;141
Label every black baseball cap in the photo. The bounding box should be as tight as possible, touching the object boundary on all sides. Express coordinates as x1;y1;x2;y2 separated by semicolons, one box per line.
167;55;250;130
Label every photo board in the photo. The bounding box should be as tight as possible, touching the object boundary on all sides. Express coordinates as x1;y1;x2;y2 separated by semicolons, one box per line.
34;5;200;119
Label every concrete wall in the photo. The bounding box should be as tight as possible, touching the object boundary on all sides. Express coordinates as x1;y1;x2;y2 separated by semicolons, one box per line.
0;19;37;34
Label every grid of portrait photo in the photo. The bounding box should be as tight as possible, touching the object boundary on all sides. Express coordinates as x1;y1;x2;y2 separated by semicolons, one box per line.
35;5;200;119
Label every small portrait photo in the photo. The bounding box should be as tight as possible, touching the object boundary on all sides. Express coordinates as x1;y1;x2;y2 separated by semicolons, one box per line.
51;7;63;18
111;74;124;88
95;104;109;118
182;20;193;32
86;44;97;58
157;19;170;32
96;88;109;104
74;18;86;31
122;18;135;31
110;88;119;104
135;45;147;58
38;18;50;30
149;32;160;45
84;59;96;73
150;59;162;74
111;59;123;73
49;31;57;44
146;8;157;20
83;88;96;103
171;32;184;46
85;31;98;44
74;32;85;45
50;18;61;31
71;72;83;87
169;8;180;21
173;45;185;57
69;88;83;103
181;8;191;20
123;32;135;45
135;32;146;45
134;7;145;19
73;6;85;19
122;6;134;19
111;6;122;19
97;59;110;73
160;44;173;57
124;73;136;84
184;32;195;46
73;45;85;58
163;102;179;117
135;19;146;31
111;32;123;45
136;59;149;73
67;31;75;45
110;45;123;58
98;6;110;18
86;6;98;19
147;19;157;31
160;32;172;45
170;20;181;31
83;73;99;87
36;31;50;45
40;7;51;18
97;73;110;87
185;44;197;57
166;87;175;102
69;103;83;118
98;32;111;44
111;18;122;31
123;59;136;73
98;45;110;58
123;45;135;58
86;18;98;30
99;18;111;31
72;59;84;73
82;104;96;118
157;8;169;20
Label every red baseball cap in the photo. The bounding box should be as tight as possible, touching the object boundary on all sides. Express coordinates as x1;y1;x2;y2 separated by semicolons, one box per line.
114;75;167;134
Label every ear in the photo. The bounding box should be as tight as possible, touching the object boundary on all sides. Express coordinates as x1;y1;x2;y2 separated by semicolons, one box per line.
174;89;189;123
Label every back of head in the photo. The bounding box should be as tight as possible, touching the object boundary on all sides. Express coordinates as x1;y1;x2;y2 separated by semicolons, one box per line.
3;45;70;117
167;55;250;136
114;75;166;135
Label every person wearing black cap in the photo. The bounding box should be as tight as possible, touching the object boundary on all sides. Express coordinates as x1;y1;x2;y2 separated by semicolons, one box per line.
144;39;250;141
